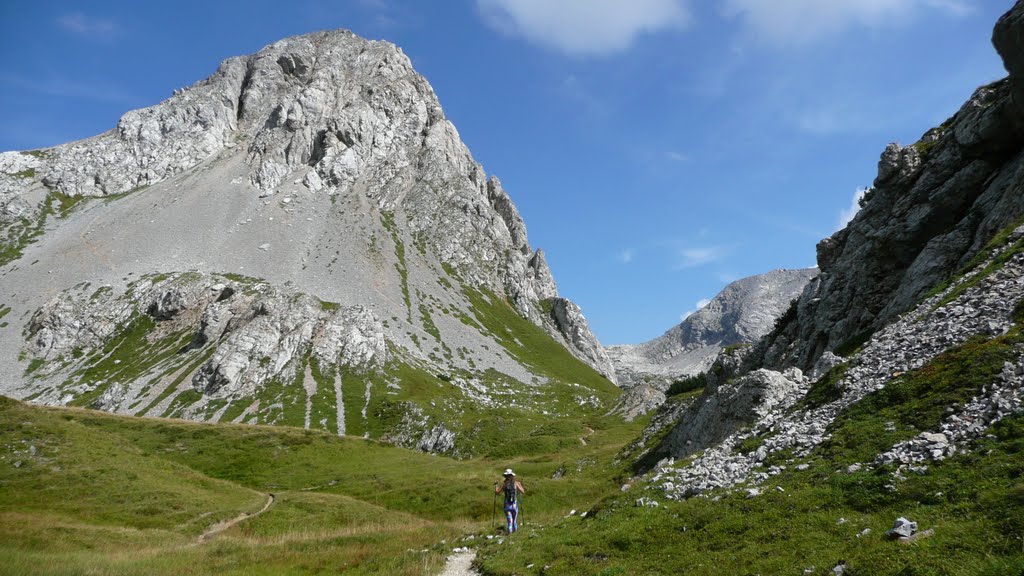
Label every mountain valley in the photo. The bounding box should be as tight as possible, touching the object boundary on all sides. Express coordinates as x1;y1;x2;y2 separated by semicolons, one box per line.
3;2;1024;575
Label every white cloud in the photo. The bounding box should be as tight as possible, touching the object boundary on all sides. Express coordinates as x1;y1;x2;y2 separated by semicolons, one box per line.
617;249;634;264
476;0;691;56
720;0;971;46
681;297;713;321
837;187;868;230
666;151;689;162
57;12;119;39
675;246;726;269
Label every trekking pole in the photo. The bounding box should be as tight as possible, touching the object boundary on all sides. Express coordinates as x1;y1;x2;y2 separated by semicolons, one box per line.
519;491;523;529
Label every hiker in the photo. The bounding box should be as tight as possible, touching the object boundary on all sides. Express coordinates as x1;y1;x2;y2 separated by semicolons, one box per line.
495;468;525;533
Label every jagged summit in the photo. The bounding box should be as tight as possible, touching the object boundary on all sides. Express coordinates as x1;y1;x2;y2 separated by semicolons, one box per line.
47;30;424;194
0;29;616;452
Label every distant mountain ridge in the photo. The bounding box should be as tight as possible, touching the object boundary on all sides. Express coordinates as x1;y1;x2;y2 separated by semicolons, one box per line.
607;268;816;387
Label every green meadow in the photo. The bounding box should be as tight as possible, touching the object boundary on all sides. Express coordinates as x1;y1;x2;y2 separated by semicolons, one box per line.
0;393;645;575
476;311;1024;576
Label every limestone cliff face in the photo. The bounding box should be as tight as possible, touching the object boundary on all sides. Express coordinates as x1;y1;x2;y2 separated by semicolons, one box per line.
750;11;1024;372
0;30;616;450
9;32;572;330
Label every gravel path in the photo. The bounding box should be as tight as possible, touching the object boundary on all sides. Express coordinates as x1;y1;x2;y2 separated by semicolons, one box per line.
196;493;275;543
437;549;480;576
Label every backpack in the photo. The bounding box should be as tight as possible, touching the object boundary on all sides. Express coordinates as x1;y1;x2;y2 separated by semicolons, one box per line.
503;480;518;504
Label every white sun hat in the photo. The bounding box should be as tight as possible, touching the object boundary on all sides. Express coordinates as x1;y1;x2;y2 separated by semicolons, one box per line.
504;468;515;476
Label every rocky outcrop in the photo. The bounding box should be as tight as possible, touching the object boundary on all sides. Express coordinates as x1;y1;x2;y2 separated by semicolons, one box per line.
0;152;44;221
647;226;1024;499
548;298;617;383
639;3;1024;499
25;273;387;404
609;382;666;422
750;10;1024;372
27;289;135;360
380;401;458;455
994;3;1024;119
42;58;246;198
191;296;386;398
660;368;807;460
608;268;815;389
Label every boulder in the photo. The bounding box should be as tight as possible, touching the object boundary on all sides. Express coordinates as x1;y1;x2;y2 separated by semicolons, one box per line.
886;517;918;539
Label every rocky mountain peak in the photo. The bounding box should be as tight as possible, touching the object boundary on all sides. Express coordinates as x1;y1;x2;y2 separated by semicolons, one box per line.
607;268;816;409
6;28;594;335
0;28;617;452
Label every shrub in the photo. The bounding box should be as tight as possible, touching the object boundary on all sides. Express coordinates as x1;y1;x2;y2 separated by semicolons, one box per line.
666;373;707;397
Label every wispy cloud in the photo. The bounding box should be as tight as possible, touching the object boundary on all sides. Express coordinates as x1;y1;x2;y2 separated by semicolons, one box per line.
837;187;868;230
675;246;727;269
665;151;689;162
355;0;401;29
476;0;691;56
616;249;635;264
924;0;973;17
559;74;609;117
57;12;119;39
793;102;892;136
681;297;712;321
720;0;972;47
2;74;137;105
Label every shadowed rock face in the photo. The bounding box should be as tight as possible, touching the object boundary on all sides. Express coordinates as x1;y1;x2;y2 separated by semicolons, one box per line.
994;2;1024;119
0;29;616;446
636;1;1024;493
607;268;816;388
750;3;1024;372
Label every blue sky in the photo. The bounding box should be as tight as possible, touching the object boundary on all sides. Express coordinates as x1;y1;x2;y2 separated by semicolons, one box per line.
0;0;1012;345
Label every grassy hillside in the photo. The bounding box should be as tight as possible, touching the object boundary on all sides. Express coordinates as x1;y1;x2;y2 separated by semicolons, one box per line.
22;274;620;459
479;412;1024;576
7;281;1024;576
476;311;1024;575
0;394;644;575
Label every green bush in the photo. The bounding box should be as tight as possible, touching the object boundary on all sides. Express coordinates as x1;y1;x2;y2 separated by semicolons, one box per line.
666;373;707;397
